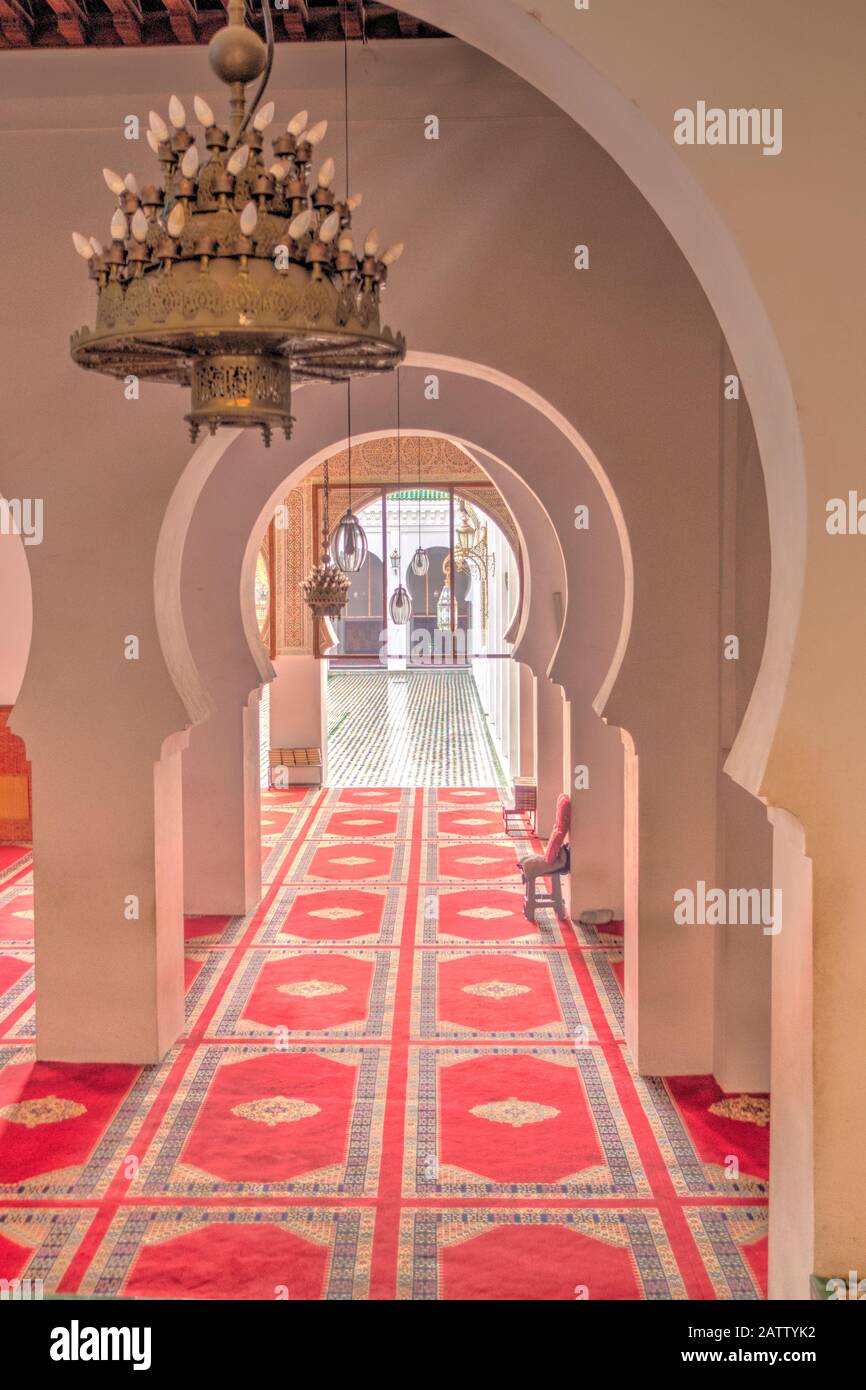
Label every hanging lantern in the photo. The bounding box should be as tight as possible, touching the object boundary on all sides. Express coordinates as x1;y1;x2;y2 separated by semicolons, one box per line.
437;582;453;631
302;457;349;619
390;583;413;625
387;368;412;626
410;437;428;578
301;556;350;619
332;507;368;573
456;508;476;554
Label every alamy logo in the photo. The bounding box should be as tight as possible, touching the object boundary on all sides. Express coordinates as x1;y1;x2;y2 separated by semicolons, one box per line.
0;1277;43;1299
50;1320;152;1371
0;497;43;546
826;1271;866;1300
674;102;782;157
674;881;782;936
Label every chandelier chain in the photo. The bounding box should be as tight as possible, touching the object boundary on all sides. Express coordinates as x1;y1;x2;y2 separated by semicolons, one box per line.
347;381;353;508
396;368;402;558
322;456;331;559
230;0;275;153
342;0;351;197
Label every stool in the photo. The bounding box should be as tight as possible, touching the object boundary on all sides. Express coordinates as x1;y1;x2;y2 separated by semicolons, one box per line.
501;777;537;836
517;844;571;922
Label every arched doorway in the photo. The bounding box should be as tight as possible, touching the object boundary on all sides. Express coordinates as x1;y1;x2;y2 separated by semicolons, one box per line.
260;453;525;788
322;484;521;787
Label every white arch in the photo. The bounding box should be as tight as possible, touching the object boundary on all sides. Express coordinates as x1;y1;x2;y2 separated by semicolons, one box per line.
391;0;806;799
239;420;576;683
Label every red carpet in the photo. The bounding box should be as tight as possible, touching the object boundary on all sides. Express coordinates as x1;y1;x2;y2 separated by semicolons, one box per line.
0;787;768;1299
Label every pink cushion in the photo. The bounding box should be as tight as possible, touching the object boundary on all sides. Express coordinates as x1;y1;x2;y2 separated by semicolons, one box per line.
543;794;571;864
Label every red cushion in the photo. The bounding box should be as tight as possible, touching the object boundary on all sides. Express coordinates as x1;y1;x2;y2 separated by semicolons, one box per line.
543;795;571;863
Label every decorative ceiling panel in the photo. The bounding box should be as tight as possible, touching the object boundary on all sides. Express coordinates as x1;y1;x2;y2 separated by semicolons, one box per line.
0;1;446;49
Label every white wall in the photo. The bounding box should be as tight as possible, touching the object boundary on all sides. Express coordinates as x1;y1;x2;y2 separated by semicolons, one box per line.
0;532;32;704
470;508;519;781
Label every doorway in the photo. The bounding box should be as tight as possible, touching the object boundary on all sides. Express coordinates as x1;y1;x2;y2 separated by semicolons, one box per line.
323;485;520;786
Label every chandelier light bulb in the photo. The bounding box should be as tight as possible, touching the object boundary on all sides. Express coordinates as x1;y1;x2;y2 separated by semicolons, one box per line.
145;129;160;156
226;143;250;176
193;95;215;128
269;161;288;181
166;203;186;238
307;119;328;146
72;232;94;259
389;584;413;626
332;508;369;574
381;242;404;266
338;231;355;253
347;192;363;212
364;227;379;257
287;109;308;137
239;200;258;236
124;173;138;195
149;110;169;143
411;546;429;578
131;209;149;243
317;157;336;188
168;95;186;130
253;100;275;132
289;208;314;240
89;237;103;256
110;209;127;241
318;210;341;244
181;145;200;179
103;167;125;195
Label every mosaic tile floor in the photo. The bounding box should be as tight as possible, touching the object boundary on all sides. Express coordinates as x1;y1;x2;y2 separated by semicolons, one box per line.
327;670;506;788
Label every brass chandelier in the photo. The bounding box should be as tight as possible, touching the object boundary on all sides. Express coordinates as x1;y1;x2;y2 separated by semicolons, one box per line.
70;0;406;446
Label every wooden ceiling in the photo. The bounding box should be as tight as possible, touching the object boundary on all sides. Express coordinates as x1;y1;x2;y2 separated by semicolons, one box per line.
0;1;447;49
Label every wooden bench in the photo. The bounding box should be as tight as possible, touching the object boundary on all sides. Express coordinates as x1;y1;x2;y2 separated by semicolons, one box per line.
269;747;323;788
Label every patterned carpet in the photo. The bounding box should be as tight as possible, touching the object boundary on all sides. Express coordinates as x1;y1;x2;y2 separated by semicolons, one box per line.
0;797;768;1300
327;670;506;787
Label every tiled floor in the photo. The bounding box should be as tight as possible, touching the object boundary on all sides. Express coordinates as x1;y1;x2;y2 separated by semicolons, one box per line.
327;670;506;787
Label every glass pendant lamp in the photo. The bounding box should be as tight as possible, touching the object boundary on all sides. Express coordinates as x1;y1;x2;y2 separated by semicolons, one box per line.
437;581;452;631
332;506;367;572
389;584;413;625
389;369;412;626
410;436;428;576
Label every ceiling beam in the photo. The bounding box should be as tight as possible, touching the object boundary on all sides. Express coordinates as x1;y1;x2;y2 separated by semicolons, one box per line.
339;1;364;41
276;0;308;39
43;0;88;45
395;13;421;38
0;0;34;47
103;0;143;45
163;0;198;44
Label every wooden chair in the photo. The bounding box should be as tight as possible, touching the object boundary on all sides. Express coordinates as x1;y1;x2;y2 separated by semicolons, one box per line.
516;793;571;922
